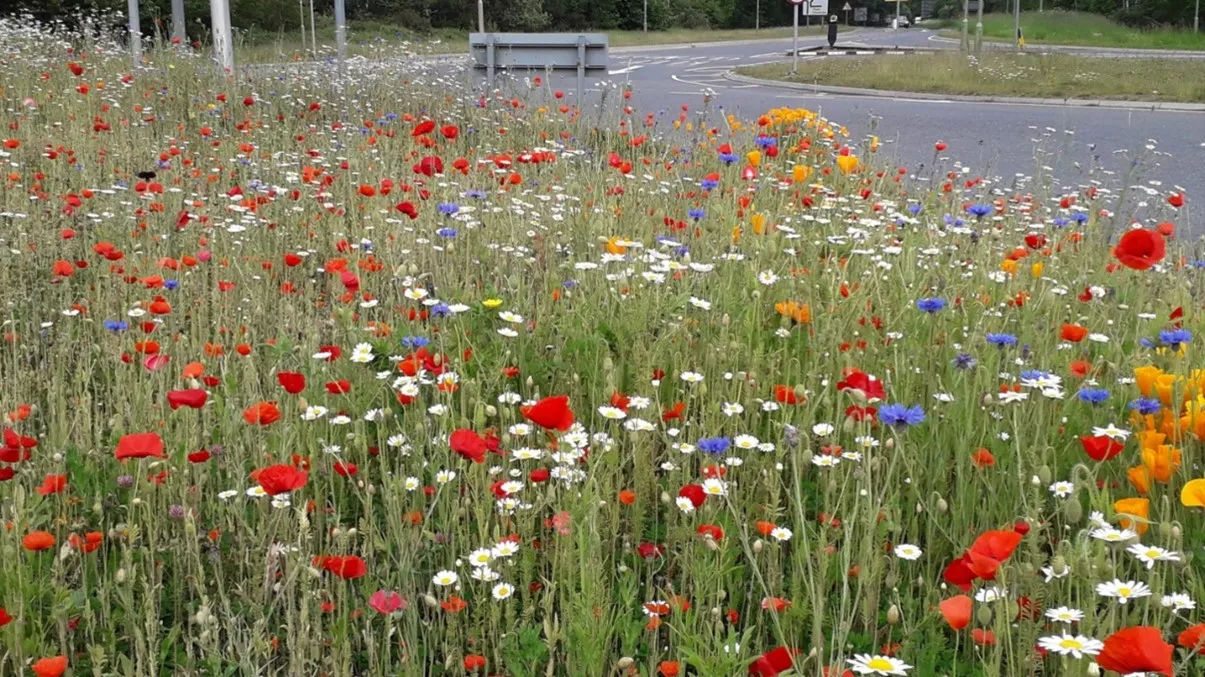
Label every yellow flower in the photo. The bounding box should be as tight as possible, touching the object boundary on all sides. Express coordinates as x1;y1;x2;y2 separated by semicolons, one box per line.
1000;259;1017;275
775;301;811;324
747;150;761;168
1181;478;1205;507
731;226;741;245
750;213;766;235
1113;497;1150;534
483;299;503;309
1030;262;1044;277
605;237;629;255
1141;444;1181;483
792;165;812;183
1134;365;1163;398
836;155;858;174
1127;466;1151;495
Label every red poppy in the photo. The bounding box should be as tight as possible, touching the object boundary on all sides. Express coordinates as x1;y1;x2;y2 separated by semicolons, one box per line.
243;401;281;425
939;595;972;630
369;590;406;614
1178;623;1205;654
333;461;358;477
0;607;11;627
697;524;724;541
1023;233;1047;249
970;448;996;468
748;647;798;677
440;596;467;613
463;655;486;671
636;542;664;559
1112;229;1166;270
412;120;435;137
277;372;306;394
529;468;550;482
1097;626;1173;677
322;554;367;580
837;369;885;402
68;531;103;553
187;450;211;463
36;473;67;496
1081;435;1125;462
115;432;165;460
773;385;802;404
23;531;55;551
971;628;997;646
450;429;488;463
31;656;68;677
167;389;208;410
325;380;351;395
521;395;575;431
440;124;459;140
256;464;309;495
1060;324;1088;342
678;484;706;508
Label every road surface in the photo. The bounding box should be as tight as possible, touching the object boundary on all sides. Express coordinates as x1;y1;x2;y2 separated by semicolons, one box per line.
469;27;1205;201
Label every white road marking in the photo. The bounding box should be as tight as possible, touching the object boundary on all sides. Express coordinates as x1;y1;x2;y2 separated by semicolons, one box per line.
607;65;645;75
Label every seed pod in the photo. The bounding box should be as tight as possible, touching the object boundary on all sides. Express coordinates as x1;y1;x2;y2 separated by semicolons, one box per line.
1063;499;1083;524
976;604;993;626
1037;465;1052;485
884;438;895;450
660;491;671;504
617;657;635;669
886;604;900;625
1158;521;1173;539
422;594;439;609
1050;555;1068;577
752;539;764;554
935;497;949;513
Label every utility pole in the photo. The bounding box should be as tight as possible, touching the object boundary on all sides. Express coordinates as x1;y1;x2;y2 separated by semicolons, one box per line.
1196;0;1200;33
478;0;486;33
1014;0;1022;48
961;0;969;50
127;0;141;68
171;0;185;42
644;0;648;32
756;0;760;31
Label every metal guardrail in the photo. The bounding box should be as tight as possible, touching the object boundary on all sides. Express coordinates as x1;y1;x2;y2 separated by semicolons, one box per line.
469;33;608;100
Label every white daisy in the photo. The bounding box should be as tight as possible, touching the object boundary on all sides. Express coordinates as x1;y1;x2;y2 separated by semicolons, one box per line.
893;544;922;560
847;654;911;675
491;582;514;600
1126;543;1180;570
1036;634;1102;659
1044;606;1084;623
1096;579;1151;604
432;570;458;586
769;527;792;542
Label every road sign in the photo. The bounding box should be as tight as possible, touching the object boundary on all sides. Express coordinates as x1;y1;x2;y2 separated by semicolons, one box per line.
804;0;828;16
841;2;851;9
787;0;805;5
854;6;867;21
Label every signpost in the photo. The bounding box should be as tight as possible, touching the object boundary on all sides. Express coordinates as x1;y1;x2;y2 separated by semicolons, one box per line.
787;0;804;73
842;1;851;25
854;6;867;22
209;0;234;72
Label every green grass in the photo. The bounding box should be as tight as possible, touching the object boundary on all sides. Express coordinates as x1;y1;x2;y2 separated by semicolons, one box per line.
2;14;1205;677
740;52;1205;102
938;10;1205;50
236;19;824;63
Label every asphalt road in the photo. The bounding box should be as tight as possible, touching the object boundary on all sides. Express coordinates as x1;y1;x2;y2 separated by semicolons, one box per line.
472;27;1205;201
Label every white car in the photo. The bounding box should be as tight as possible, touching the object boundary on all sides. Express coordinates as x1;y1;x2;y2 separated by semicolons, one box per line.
892;16;910;28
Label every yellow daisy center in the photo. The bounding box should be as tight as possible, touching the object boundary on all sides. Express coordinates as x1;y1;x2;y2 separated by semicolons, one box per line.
1118;587;1132;596
1059;638;1083;650
867;658;895;670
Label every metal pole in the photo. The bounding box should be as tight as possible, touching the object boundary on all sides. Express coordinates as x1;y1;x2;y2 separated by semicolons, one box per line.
961;0;969;50
478;0;485;33
127;0;141;68
1196;0;1200;33
644;0;648;32
308;0;317;56
171;0;185;43
792;5;799;73
756;0;760;30
1014;0;1021;48
975;0;983;53
298;0;306;56
209;0;234;72
576;36;585;106
334;0;346;71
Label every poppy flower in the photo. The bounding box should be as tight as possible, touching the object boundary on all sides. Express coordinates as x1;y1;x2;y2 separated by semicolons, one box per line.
187;450;211;463
115;432;165;460
412;120;435;137
1178;623;1205;654
1060;324;1088;342
23;531;55;551
1112;229;1166;270
243;401;281;425
939;595;972;630
697;524;724;541
1097;626;1173;677
0;607;11;627
36;473;67;496
256;464;308;495
450;429;488;463
322;554;367;580
970;448;995;468
277;371;306;394
31;656;68;677
942;555;976;591
837;369;885;403
166;389;208;410
440;596;467;613
662;401;685;421
333;461;358;477
749;647;798;676
773;385;803;404
368;590;406;614
1182;478;1205;507
1080;435;1125;462
325;380;352;395
521;395;575;431
678;484;706;508
658;661;680;677
440;124;459;140
68;531;103;553
463;655;487;671
971;628;997;646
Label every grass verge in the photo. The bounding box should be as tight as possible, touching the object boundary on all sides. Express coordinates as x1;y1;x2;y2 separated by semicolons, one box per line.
236;20;825;63
936;10;1205;51
738;52;1205;102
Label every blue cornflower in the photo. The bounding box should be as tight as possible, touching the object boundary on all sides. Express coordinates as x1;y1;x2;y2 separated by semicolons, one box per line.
1128;398;1161;415
952;353;978;369
718;153;736;165
755;135;777;148
436;227;458;238
1053;217;1071;227
700;178;719;191
437;202;460;216
879;404;926;428
688;208;705;221
1139;337;1157;349
672;246;689;258
430;303;451;318
103;319;128;333
986;333;1018;347
1158;329;1192;347
163;280;179;290
1020;370;1051;382
400;336;429;350
1071;212;1089;224
697;437;731;455
1077;388;1110;404
916;298;946;314
1192;260;1205;269
908;203;923;216
943;214;966;228
464;189;486;199
563;280;578;289
967;204;993;219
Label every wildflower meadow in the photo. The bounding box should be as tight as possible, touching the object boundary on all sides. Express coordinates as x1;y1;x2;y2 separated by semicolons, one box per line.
0;13;1202;677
